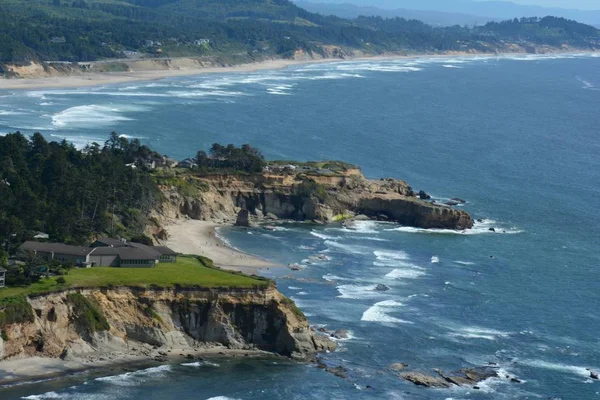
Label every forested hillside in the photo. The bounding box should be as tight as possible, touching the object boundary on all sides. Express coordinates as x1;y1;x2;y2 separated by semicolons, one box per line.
0;132;162;251
0;0;598;63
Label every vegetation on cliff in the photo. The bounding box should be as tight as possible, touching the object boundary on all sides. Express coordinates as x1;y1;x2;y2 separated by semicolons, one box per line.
67;292;110;333
0;256;269;300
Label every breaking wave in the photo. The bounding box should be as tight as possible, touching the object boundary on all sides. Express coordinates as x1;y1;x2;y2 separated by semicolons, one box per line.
386;219;523;235
51;104;145;128
95;365;172;386
361;300;412;324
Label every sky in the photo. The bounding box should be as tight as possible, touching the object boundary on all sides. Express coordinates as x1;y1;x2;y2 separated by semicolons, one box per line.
479;0;599;10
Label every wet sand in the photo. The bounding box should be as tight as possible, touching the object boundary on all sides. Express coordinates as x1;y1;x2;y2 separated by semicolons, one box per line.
164;219;280;274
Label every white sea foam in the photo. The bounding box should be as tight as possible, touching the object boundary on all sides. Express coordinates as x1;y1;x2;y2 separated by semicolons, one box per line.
373;250;409;261
206;397;240;400
322;273;350;282
0;110;24;115
386;219;523;235
288;286;302;290
324;240;370;254
310;231;340;240
51;104;145;128
21;392;62;399
518;359;596;377
95;365;172;386
442;64;463;69
342;220;379;233
431;256;440;263
385;268;426;280
361;300;411;324
181;361;220;367
297;291;309;295
447;325;511;341
336;284;381;299
454;261;475;265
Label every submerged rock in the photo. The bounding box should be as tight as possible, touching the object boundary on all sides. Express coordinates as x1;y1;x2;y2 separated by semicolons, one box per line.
402;372;452;388
331;329;349;339
374;284;390;292
451;198;466;204
418;190;431;200
389;363;408;372
403;367;500;389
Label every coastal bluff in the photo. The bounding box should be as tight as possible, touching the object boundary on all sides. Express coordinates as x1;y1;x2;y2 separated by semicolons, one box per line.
0;286;334;368
156;164;473;231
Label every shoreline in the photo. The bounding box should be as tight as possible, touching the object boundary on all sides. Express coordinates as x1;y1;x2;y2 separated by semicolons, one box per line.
164;219;280;274
0;347;277;389
1;50;597;91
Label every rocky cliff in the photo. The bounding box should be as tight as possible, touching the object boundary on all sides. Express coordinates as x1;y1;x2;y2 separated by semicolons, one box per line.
156;168;473;230
0;286;334;363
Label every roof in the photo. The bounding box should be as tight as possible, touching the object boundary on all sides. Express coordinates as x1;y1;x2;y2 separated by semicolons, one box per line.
152;246;178;256
94;237;128;247
20;241;91;257
127;242;162;257
91;247;159;260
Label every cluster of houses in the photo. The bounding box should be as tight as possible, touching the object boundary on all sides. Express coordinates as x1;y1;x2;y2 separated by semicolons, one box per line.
17;238;177;268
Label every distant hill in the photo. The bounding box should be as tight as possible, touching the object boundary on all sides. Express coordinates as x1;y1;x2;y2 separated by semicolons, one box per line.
0;0;598;64
305;0;600;26
295;1;495;26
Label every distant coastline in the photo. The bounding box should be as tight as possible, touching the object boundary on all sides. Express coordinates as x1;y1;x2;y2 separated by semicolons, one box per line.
1;49;598;91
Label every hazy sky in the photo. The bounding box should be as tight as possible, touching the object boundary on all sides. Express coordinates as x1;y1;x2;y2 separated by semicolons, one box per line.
479;0;599;10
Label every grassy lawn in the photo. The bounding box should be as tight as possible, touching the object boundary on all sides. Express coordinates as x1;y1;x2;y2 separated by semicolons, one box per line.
0;256;268;299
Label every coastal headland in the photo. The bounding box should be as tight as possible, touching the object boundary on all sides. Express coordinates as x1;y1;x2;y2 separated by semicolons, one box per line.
0;137;473;386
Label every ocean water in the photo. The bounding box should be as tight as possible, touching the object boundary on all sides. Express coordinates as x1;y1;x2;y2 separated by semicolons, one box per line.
1;53;600;399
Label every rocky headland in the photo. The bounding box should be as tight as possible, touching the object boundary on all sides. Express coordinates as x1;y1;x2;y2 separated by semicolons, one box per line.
0;285;334;383
153;163;473;236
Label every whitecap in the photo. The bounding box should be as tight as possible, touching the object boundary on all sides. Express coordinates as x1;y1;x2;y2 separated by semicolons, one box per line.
288;286;302;290
447;325;511;341
310;231;340;240
454;261;475;265
206;397;240;400
95;364;172;386
322;274;349;282
324;240;370;255
361;300;412;324
181;361;220;367
342;220;379;233
51;104;145;128
431;256;440;263
385;268;426;280
336;284;381;299
518;359;596;377
386;219;523;235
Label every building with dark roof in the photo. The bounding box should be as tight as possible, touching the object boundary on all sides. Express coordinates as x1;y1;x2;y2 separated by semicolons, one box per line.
18;239;177;268
91;237;129;248
19;241;92;265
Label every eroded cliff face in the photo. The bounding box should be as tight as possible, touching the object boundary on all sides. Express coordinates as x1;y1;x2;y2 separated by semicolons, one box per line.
156;170;473;230
0;287;333;363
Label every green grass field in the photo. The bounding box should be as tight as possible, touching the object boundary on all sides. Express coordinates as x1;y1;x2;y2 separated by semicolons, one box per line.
0;256;268;299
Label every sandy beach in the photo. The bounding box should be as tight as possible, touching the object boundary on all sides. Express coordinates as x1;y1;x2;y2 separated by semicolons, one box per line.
164;219;279;274
0;57;350;90
0;51;550;91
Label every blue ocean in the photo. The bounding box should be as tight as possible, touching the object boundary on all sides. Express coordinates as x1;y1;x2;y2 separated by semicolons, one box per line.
1;53;599;399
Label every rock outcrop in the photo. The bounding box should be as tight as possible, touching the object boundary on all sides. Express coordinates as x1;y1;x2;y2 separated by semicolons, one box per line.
0;286;334;363
155;168;473;231
402;367;500;388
